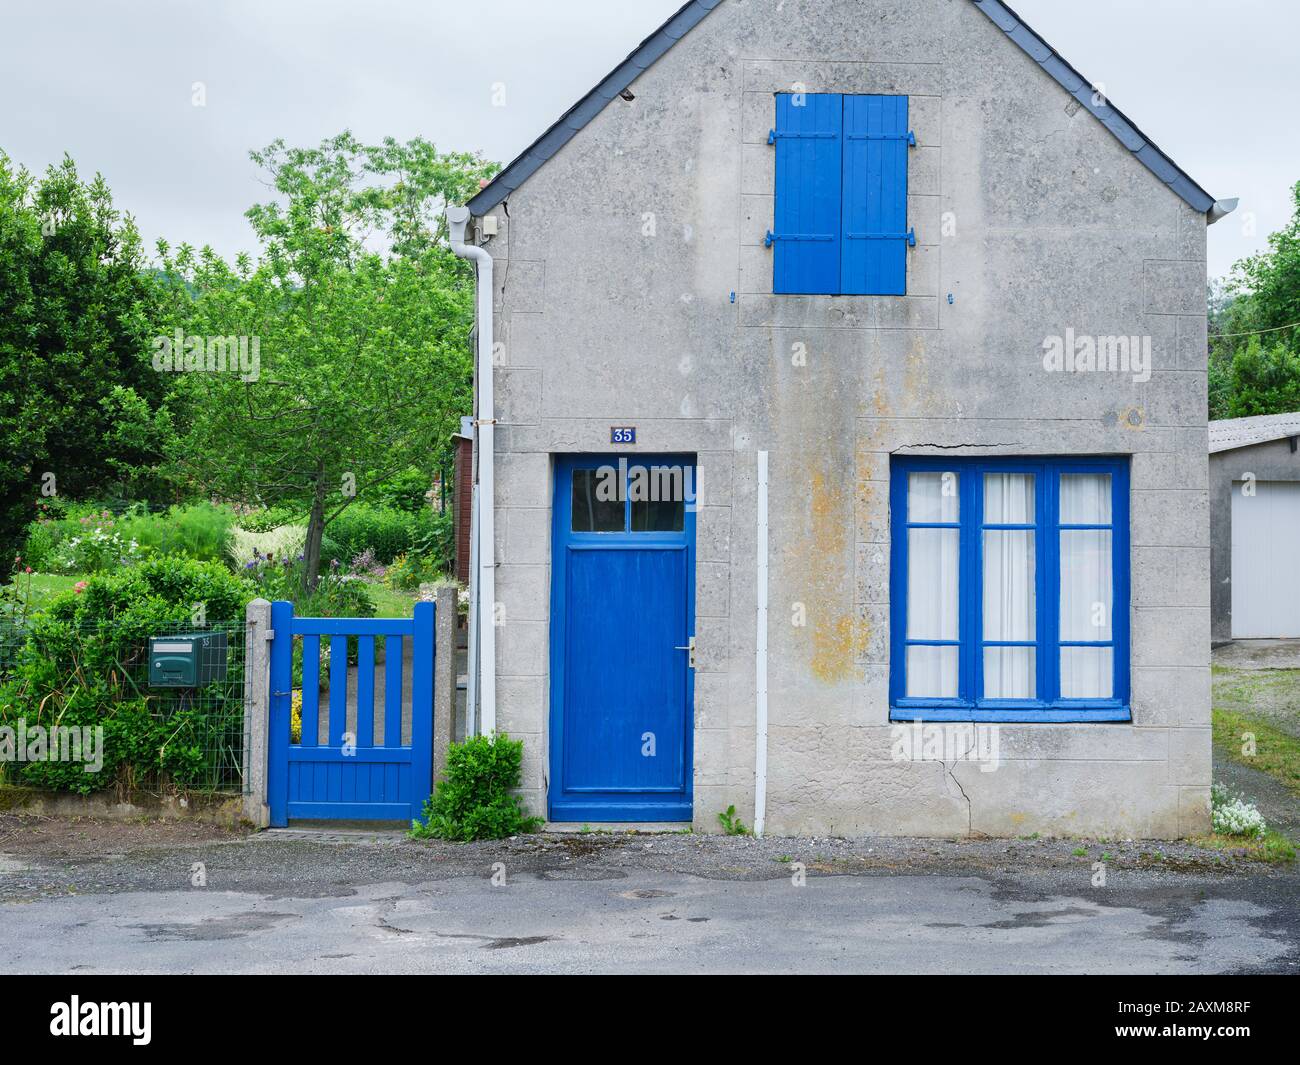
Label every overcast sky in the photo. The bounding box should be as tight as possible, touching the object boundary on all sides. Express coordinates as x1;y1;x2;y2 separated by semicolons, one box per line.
3;0;1294;280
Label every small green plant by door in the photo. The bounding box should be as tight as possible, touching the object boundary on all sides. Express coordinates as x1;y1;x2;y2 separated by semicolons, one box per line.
410;733;544;842
717;805;750;836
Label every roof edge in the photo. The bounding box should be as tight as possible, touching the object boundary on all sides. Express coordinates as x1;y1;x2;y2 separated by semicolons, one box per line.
972;0;1216;213
467;0;1218;218
467;0;722;216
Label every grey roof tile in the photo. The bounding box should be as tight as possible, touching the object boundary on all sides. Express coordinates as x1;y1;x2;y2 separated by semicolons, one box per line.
1209;413;1300;454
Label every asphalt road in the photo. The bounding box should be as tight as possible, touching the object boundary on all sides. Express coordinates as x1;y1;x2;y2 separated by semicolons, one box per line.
1;825;1298;974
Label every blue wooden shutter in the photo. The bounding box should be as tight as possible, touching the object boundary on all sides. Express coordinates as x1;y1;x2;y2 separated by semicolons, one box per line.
770;93;842;295
841;95;912;296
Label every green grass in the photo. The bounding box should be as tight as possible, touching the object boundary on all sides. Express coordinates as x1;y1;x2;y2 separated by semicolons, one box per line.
1212;707;1300;798
1193;831;1297;864
365;582;420;619
3;572;86;613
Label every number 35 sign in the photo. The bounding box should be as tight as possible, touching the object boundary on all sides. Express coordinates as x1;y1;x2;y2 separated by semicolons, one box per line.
610;427;637;445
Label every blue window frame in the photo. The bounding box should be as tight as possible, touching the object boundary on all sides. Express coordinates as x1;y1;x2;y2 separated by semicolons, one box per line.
768;93;914;296
889;457;1131;723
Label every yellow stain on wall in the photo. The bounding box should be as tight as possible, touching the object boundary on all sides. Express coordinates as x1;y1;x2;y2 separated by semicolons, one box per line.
807;470;870;683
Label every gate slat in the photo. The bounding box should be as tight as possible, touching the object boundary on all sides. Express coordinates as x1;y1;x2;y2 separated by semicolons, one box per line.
357;636;375;747
301;635;320;747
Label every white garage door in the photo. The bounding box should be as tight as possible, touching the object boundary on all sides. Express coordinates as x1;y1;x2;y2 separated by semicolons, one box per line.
1232;481;1300;638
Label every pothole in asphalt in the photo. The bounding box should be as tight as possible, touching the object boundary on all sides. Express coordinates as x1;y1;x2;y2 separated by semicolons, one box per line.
134;911;301;941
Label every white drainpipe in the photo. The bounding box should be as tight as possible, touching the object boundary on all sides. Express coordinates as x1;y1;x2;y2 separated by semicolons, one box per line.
447;206;496;735
754;450;770;837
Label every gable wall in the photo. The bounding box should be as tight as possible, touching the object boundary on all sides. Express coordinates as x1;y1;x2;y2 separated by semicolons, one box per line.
481;0;1210;837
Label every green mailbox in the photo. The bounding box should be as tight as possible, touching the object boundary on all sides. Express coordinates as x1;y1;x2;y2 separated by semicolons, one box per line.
148;632;228;688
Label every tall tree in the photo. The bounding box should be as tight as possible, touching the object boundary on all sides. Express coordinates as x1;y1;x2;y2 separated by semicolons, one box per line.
0;153;174;562
161;133;496;589
1210;180;1300;420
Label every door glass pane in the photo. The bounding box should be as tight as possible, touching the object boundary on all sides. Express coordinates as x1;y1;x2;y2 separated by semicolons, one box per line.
983;530;1036;641
631;497;685;532
571;469;624;532
908;472;959;523
907;528;959;640
1061;647;1114;699
1060;530;1113;641
984;647;1036;699
1061;474;1112;524
907;646;958;699
984;473;1035;524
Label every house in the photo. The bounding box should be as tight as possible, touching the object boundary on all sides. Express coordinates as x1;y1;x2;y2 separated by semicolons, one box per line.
445;0;1234;838
1209;413;1300;643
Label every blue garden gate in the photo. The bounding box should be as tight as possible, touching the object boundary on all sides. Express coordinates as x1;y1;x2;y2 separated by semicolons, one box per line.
267;601;435;826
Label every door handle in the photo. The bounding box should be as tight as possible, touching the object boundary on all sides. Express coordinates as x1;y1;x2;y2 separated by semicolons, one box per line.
674;637;696;669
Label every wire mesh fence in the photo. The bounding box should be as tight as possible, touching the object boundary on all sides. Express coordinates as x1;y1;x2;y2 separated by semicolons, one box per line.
0;616;247;795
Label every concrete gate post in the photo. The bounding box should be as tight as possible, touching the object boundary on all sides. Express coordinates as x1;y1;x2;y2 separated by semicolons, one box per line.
432;584;458;788
242;597;273;828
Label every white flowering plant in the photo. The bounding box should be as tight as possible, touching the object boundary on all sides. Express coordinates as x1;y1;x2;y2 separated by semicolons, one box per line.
49;512;142;573
1211;783;1268;839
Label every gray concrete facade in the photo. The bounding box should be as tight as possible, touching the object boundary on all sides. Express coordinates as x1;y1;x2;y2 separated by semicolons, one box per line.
1210;437;1300;644
472;0;1212;838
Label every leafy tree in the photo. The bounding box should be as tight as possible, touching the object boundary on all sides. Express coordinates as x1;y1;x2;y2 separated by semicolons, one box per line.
1210;180;1300;419
161;133;495;590
1222;338;1300;419
0;153;175;562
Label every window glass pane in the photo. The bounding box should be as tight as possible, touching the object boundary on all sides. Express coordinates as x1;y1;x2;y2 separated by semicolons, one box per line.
984;647;1036;700
984;473;1035;524
1060;530;1113;641
1061;647;1114;699
571;469;624;532
1061;473;1112;524
983;530;1036;641
907;528;959;640
908;472;959;523
907;645;958;699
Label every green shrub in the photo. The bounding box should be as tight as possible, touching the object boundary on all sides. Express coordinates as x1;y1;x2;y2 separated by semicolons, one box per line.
375;467;435;514
410;733;544;842
117;503;235;563
43;510;142;574
329;503;442;565
384;551;445;592
22;501;235;570
40;555;252;648
17;520;57;571
0;556;254;793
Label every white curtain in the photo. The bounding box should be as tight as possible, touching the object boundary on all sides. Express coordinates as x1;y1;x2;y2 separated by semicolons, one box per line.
906;473;959;697
983;474;1036;698
1060;474;1113;698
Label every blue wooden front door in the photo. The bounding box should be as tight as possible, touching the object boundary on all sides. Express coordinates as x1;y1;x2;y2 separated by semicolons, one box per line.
550;456;696;822
267;602;435;826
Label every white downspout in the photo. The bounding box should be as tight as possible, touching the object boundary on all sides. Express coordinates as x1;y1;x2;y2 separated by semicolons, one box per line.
447;206;496;736
754;450;770;837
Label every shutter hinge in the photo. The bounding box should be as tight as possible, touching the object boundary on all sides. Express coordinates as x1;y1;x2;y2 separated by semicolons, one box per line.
768;129;838;144
843;230;918;247
765;231;836;247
